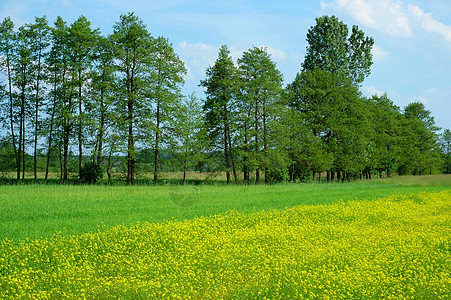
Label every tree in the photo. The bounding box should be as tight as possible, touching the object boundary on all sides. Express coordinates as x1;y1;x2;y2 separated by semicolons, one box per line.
288;69;367;181
148;36;186;184
0;17;18;179
404;101;438;132
200;45;238;184
90;35;116;169
68;16;99;178
29;16;50;182
173;93;207;184
13;24;37;182
401;102;441;175
364;94;403;177
44;16;69;183
237;46;284;184
111;12;153;185
47;16;75;183
302;15;374;85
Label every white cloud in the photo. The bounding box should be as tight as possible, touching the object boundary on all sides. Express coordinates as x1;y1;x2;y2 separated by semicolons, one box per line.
321;0;412;37
259;45;287;61
414;96;429;104
371;45;389;61
361;86;385;97
408;5;451;43
321;0;451;43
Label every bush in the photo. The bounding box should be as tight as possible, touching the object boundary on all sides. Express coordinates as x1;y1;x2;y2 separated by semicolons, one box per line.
265;168;289;183
79;162;102;184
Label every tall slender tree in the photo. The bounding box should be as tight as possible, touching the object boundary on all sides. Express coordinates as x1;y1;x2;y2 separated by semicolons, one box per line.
174;93;207;184
29;16;50;182
238;46;283;183
68;16;98;177
112;12;153;185
13;24;37;182
148;36;186;184
0;17;18;178
44;16;68;182
201;45;238;184
90;35;116;168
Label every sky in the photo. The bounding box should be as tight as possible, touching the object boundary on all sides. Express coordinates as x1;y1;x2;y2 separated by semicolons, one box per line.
1;0;450;132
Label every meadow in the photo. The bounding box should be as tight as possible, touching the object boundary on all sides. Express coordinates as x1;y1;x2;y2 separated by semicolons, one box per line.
0;176;450;298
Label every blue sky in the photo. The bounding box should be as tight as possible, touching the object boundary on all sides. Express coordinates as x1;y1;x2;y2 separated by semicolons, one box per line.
1;0;450;131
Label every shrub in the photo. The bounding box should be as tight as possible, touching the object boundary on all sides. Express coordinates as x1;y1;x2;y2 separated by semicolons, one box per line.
79;162;102;184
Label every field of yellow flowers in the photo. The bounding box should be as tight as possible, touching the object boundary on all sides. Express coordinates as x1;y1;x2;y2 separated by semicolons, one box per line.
1;190;450;299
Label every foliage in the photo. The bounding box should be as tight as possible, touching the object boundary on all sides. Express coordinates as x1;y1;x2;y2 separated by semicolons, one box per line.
237;46;284;184
0;191;449;299
0;139;15;179
302;15;374;84
79;162;102;184
0;13;447;185
200;45;238;184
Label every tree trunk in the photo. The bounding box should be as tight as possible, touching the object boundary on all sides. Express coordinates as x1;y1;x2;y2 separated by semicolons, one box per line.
226;125;237;183
78;68;83;179
254;97;260;183
96;82;105;167
34;47;43;183
107;146;113;185
22;114;26;183
154;97;160;185
63;125;69;183
183;150;188;185
45;72;58;184
243;124;249;185
59;145;63;183
17;87;25;182
127;99;134;185
262;97;269;185
224;123;231;185
4;44;18;181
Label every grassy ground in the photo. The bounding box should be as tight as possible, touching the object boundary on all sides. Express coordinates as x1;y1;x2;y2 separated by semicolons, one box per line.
1;190;450;299
1;177;450;241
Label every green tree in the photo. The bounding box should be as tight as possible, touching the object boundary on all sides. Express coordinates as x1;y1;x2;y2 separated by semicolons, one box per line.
44;16;69;183
364;94;403;177
13;24;37;182
200;45;238;184
29;16;50;182
111;12;153;185
90;35;116;168
237;46;284;184
68;16;99;178
0;17;18;176
288;69;367;181
401;102;441;175
173;93;207;184
148;36;186;184
47;16;75;183
302;15;374;85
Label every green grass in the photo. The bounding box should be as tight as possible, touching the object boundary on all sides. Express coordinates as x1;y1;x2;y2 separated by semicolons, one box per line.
1;178;450;241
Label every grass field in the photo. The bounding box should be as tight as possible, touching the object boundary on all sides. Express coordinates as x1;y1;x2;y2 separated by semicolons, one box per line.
1;177;450;241
0;176;450;298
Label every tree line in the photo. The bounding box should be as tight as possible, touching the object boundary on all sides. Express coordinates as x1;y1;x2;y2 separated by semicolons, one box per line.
0;13;449;185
